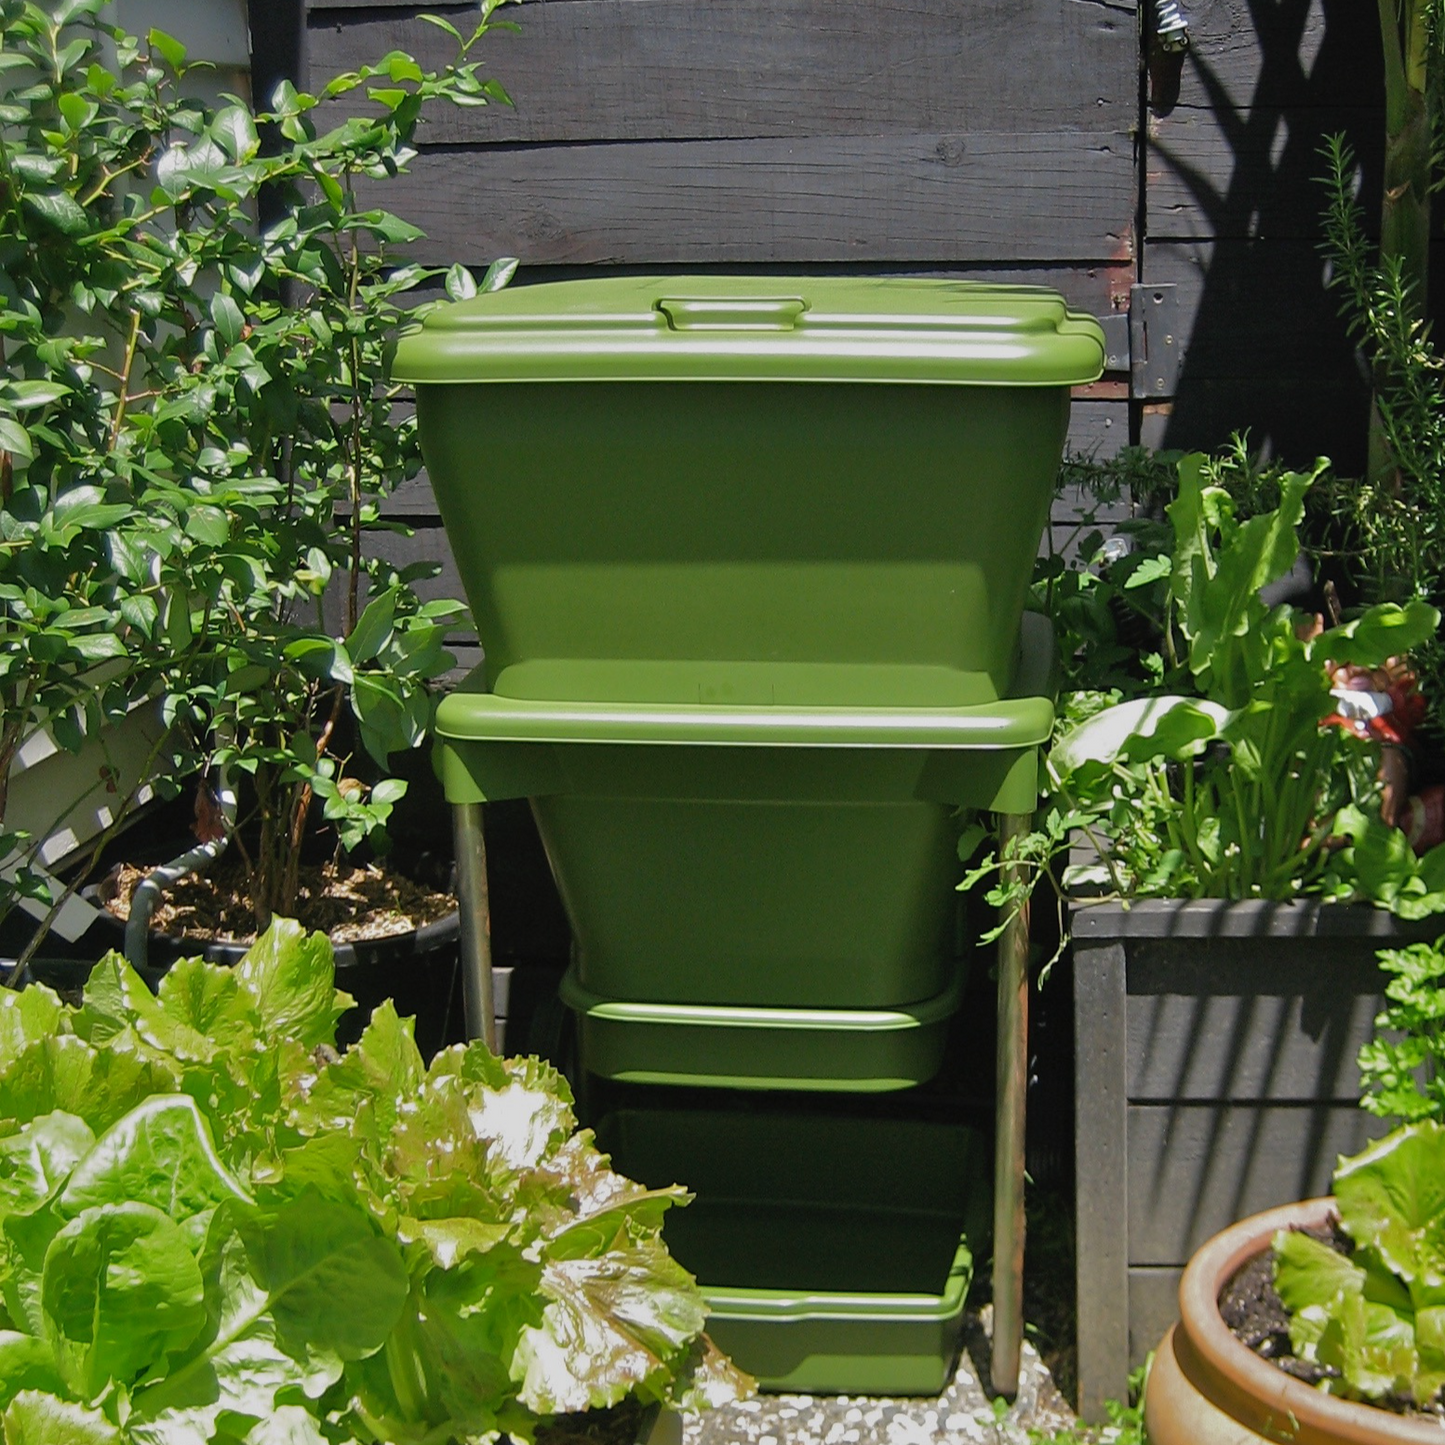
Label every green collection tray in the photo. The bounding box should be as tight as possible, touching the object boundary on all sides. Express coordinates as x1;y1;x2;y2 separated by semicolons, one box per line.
562;966;964;1091
595;1108;990;1396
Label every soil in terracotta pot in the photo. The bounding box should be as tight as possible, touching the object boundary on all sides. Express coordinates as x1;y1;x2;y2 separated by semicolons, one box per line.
1220;1220;1445;1420
97;857;455;946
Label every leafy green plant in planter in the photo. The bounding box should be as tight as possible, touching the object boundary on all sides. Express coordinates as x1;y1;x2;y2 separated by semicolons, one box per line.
0;920;749;1442
1058;448;1445;1419
1274;1125;1445;1408
1266;931;1445;1409
969;451;1442;926
0;0;512;947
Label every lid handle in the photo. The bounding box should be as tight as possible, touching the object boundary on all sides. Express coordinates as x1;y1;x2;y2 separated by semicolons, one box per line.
655;297;807;332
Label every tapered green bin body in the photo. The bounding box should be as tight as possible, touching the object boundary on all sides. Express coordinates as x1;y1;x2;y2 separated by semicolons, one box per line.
398;276;1102;1085
393;276;1104;708
596;1109;991;1395
434;626;1056;1087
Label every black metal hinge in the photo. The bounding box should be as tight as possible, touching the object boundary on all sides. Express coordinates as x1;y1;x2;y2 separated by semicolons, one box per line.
1099;283;1180;399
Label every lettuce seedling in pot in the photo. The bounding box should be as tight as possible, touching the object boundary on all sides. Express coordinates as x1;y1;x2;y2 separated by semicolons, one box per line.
1274;1123;1445;1408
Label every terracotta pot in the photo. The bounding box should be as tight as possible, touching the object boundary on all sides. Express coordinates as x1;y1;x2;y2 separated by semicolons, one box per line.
1145;1197;1445;1445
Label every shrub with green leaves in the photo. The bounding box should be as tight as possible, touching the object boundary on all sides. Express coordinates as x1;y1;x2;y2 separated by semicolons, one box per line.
0;923;748;1442
1274;1123;1445;1408
0;0;515;938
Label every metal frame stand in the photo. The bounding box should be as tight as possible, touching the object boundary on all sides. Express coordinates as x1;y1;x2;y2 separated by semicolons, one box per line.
453;802;496;1048
991;811;1031;1398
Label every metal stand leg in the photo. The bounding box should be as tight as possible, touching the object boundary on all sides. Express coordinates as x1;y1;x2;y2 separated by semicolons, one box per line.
453;802;496;1048
991;811;1031;1398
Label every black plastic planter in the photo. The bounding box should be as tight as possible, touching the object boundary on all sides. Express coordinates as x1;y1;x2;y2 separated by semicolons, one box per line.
84;906;463;1056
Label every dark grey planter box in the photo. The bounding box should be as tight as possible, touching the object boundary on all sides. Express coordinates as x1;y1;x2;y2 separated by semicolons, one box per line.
1072;898;1438;1420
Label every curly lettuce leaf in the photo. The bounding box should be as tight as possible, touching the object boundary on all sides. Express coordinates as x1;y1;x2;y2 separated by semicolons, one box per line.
1335;1123;1445;1289
1;1390;120;1444
234;919;354;1049
58;1095;251;1222
0;920;747;1438
512;1241;708;1414
42;1201;208;1399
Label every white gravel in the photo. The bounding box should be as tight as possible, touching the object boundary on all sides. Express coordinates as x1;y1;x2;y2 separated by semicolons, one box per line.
685;1308;1077;1445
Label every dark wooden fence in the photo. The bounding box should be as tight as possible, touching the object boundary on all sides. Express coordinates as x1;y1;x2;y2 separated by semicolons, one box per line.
300;0;1140;626
288;0;1401;624
1142;0;1386;467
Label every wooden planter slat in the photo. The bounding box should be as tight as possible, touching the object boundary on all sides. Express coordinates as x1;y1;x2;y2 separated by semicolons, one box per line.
1125;949;1384;1100
359;131;1135;267
1125;1103;1378;1262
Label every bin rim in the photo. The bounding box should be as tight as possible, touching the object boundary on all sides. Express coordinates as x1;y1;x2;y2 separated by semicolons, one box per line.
434;686;1055;751
389;274;1105;388
558;964;964;1032
700;1238;974;1320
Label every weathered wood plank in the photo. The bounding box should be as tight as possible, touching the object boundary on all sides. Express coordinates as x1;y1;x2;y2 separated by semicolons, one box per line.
1143;239;1358;380
307;0;474;8
1168;0;1381;113
1125;945;1384;1103
1128;1268;1184;1367
1074;899;1435;938
365;518;467;601
1075;941;1131;1421
371;132;1136;266
1140;380;1369;473
1066;400;1128;460
1135;236;1445;468
308;0;1138;144
403;262;1134;317
1146;108;1385;241
1126;1103;1384;1265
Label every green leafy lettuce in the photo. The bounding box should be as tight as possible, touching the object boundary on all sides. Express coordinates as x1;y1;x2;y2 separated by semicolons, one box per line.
0;921;749;1443
1274;1122;1445;1406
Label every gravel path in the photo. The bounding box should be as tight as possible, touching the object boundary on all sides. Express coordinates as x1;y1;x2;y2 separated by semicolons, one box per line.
685;1308;1077;1445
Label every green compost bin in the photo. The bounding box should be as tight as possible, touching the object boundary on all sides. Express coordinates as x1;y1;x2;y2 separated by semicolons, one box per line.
406;276;1096;1082
434;616;1055;1087
595;1108;991;1396
391;275;1105;710
558;969;964;1092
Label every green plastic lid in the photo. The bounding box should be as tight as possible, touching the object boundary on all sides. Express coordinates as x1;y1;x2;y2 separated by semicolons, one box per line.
391;275;1105;386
